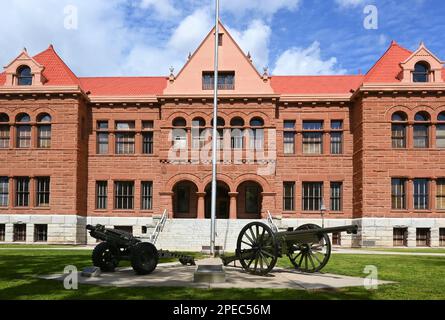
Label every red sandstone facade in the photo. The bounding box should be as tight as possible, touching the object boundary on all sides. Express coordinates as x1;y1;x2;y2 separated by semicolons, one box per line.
0;23;444;248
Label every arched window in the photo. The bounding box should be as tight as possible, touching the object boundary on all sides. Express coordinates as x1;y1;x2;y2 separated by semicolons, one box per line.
191;117;206;149
250;117;264;127
0;113;9;149
249;117;264;149
172;117;186;127
17;66;32;86
391;112;408;148
414;111;430;148
172;117;187;149
37;113;51;148
437;112;445;149
15;113;31;148
230;117;244;127
413;62;430;83
211;117;225;127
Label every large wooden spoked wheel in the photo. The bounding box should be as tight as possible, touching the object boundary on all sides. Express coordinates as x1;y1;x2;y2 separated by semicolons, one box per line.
236;222;278;276
287;223;331;273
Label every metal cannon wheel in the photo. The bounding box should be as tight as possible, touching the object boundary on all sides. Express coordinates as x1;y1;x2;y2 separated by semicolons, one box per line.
287;224;331;273
92;242;120;272
236;222;279;276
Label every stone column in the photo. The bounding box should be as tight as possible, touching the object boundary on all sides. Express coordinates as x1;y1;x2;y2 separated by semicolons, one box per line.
5;223;13;242
430;227;440;247
109;132;115;154
196;192;206;219
407;124;413;149
407;227;417;248
228;192;238;220
26;223;34;243
135;132;142;154
430;125;436;149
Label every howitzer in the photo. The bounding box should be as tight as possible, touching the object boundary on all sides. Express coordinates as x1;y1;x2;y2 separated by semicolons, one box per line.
221;222;358;276
86;224;195;275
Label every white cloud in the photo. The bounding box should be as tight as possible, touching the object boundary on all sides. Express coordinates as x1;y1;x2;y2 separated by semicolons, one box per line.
221;0;300;18
272;42;347;75
335;0;365;8
139;0;180;20
228;20;271;70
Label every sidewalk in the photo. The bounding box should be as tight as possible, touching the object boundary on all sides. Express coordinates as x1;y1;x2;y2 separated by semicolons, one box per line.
332;248;445;257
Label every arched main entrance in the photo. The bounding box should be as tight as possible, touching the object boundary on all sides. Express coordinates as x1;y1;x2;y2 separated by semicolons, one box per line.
172;181;198;218
205;181;230;219
237;181;263;219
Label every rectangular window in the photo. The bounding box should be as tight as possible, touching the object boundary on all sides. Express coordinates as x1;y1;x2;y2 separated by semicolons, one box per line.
0;224;5;241
302;182;323;211
96;181;107;210
440;228;445;247
413;125;429;148
34;224;48;242
97;133;109;154
218;33;223;46
330;182;342;211
392;124;406;148
332;232;341;246
283;182;295;211
141;181;153;210
202;71;235;90
142;132;154;154
37;125;51;148
13;224;26;242
0;125;10;148
36;177;50;207
249;129;264;150
114;181;134;210
283;121;295;154
330;132;343;154
413;179;429;210
437;179;445;210
114;226;133;235
0;177;8;207
15;177;29;207
391;178;406;210
437;125;445;148
115;121;135;130
303;121;323;154
416;228;431;247
115;133;135;154
393;228;408;247
17;125;31;148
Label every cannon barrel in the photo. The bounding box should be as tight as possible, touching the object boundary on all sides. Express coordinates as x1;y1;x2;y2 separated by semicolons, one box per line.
87;224;140;247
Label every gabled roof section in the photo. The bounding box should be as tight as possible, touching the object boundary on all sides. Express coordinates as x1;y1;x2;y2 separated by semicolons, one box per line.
364;41;412;83
271;75;364;95
79;77;167;96
33;45;80;86
164;21;274;96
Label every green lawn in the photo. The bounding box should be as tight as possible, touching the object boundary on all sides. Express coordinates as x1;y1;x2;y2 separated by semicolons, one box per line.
0;248;444;300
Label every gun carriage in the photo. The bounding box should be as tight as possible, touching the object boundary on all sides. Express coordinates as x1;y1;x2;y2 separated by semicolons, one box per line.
86;224;195;275
221;222;358;276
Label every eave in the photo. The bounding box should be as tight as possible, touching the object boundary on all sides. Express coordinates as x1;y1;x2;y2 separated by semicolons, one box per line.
352;82;445;99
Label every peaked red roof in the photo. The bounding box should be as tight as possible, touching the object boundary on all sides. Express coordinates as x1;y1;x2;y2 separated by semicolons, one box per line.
364;41;412;83
271;75;364;94
79;77;167;96
33;45;80;86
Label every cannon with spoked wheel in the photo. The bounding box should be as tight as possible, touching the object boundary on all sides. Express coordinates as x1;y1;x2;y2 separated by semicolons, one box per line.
86;224;195;275
221;222;358;276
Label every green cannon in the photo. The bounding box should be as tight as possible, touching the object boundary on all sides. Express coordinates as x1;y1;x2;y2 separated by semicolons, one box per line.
221;222;358;276
86;224;195;275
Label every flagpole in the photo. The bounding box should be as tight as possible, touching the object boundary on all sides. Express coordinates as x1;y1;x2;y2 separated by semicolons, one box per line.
210;0;220;257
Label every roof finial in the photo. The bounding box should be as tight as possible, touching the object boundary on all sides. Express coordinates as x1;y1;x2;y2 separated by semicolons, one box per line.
247;51;252;62
188;52;192;60
262;66;269;82
390;40;397;46
169;66;175;83
23;47;27;53
419;41;425;47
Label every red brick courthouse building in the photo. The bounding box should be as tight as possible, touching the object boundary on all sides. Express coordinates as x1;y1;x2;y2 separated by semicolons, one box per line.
1;23;444;249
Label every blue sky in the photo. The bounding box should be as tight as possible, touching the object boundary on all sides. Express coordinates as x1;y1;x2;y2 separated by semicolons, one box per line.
1;0;444;77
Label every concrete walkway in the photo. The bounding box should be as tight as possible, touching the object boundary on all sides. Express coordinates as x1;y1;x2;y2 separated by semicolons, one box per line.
40;261;393;290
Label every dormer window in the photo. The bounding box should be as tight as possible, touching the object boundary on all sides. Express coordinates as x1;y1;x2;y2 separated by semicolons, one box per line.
413;62;430;83
202;71;235;90
17;66;32;86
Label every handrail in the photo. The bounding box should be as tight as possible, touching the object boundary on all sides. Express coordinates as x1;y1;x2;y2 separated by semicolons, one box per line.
150;209;168;245
266;210;278;233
